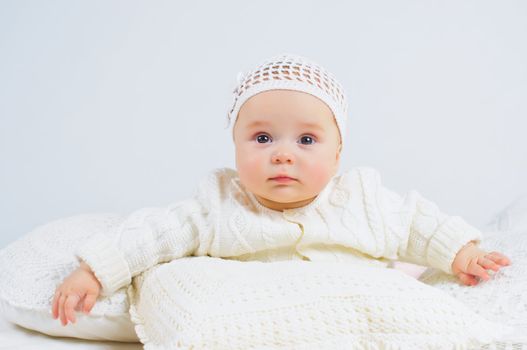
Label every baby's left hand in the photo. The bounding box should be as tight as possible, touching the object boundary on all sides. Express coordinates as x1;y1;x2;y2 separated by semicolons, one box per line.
451;241;511;286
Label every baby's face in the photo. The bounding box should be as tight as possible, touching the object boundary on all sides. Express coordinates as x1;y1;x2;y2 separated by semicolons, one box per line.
233;89;342;211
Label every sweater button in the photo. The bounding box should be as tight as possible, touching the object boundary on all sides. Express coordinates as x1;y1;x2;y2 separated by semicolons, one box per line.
283;210;301;221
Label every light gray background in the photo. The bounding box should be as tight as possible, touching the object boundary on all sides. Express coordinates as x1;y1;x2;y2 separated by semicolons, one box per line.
1;1;526;248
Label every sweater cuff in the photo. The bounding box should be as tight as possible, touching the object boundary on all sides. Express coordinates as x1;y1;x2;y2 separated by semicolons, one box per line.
76;233;132;296
427;216;483;275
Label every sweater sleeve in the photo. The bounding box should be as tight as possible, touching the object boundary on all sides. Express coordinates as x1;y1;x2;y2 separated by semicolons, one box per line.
76;198;204;296
359;168;482;275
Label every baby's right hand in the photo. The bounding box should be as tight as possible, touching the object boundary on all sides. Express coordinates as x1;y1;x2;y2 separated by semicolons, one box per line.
51;261;101;326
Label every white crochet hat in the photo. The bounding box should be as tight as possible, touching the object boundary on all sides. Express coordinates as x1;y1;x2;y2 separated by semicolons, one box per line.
226;53;349;145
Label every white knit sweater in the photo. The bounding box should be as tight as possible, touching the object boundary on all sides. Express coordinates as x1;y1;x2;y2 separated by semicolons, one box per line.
77;166;482;296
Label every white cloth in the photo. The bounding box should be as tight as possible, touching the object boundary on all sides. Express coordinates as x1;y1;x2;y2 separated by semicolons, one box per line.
0;315;141;350
77;166;482;296
486;193;527;231
127;257;510;350
420;228;527;346
0;214;139;341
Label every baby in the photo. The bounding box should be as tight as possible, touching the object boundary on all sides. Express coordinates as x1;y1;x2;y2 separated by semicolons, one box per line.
52;53;510;326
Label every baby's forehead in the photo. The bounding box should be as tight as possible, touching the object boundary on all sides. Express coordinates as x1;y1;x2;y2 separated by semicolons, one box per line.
241;91;334;120
245;118;327;128
238;114;335;136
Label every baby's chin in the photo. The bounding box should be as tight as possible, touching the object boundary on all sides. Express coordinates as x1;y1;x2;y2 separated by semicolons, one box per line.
255;192;318;207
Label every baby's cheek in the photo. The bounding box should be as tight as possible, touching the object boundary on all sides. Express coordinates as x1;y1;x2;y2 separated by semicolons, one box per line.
237;152;264;186
306;163;333;191
240;154;263;174
239;165;257;185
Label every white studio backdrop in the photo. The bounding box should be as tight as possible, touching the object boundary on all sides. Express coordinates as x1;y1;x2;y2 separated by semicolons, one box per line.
1;0;526;248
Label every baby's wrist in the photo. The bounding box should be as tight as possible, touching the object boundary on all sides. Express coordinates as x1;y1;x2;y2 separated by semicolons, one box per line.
79;261;100;283
459;240;478;252
465;240;477;247
79;261;102;287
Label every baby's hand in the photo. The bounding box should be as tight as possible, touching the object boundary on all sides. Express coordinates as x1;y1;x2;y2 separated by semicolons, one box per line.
451;241;511;286
51;261;101;326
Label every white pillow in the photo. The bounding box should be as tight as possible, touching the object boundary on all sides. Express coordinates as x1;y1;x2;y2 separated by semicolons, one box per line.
128;256;511;350
487;194;527;231
0;214;139;342
390;261;427;278
419;228;527;347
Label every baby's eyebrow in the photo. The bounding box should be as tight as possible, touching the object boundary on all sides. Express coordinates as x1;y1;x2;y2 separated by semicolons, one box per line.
247;120;324;131
247;120;271;128
298;122;325;131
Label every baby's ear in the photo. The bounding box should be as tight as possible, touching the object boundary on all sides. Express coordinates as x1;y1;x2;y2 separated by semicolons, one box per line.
336;143;342;160
333;145;342;175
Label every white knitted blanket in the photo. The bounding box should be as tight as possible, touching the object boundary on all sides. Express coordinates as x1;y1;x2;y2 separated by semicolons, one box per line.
127;257;514;350
420;229;527;349
1;213;525;348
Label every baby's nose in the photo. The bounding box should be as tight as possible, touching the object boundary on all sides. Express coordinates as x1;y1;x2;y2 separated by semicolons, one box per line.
271;151;294;164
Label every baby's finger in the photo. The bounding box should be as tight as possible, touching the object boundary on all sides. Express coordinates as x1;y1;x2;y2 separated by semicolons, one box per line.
58;295;67;326
51;290;61;319
467;258;490;281
479;257;500;272
74;300;83;312
65;294;80;324
457;272;478;286
486;252;511;266
83;293;97;314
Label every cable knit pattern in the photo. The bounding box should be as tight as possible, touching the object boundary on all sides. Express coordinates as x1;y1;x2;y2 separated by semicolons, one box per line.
127;257;511;350
77;166;483;296
420;228;527;348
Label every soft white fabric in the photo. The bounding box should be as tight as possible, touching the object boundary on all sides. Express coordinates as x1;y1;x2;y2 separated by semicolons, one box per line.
0;214;139;342
0;315;142;350
127;256;511;350
390;261;427;278
419;228;527;347
78;166;483;296
486;194;527;231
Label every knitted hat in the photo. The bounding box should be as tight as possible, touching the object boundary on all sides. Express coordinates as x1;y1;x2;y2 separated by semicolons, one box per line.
225;53;349;145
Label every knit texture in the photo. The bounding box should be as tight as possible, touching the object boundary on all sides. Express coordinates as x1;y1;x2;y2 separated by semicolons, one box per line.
127;257;511;350
225;53;349;144
420;228;527;348
0;214;138;341
77;166;483;296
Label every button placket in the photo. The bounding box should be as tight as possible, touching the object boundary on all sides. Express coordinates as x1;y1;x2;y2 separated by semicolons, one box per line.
283;209;302;223
282;210;309;260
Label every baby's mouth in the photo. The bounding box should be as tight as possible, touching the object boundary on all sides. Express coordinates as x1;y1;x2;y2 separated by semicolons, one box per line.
270;176;297;183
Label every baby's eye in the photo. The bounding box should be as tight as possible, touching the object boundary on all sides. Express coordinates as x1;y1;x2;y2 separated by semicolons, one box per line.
299;135;316;145
256;134;271;143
